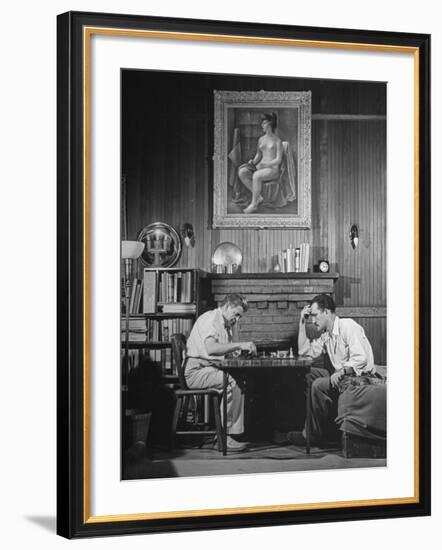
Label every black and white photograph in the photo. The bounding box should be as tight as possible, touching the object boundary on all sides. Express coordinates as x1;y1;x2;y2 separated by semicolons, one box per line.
121;68;388;481
54;8;430;538
1;0;437;545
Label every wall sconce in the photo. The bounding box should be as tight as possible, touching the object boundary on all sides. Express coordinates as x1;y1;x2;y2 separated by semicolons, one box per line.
181;223;195;248
350;224;359;249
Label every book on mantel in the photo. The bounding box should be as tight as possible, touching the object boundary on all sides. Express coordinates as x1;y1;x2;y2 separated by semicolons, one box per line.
278;243;310;273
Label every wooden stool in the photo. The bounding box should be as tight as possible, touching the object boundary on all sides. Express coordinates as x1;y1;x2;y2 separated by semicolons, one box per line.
342;431;386;458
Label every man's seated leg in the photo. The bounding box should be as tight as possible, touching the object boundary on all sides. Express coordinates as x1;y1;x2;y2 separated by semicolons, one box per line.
275;366;332;447
285;372;340;447
308;375;340;443
186;364;247;451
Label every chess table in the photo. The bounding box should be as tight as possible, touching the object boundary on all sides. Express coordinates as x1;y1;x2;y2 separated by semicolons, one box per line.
217;356;313;455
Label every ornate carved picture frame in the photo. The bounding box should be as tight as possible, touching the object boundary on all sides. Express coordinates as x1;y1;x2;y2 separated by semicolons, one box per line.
213;90;312;228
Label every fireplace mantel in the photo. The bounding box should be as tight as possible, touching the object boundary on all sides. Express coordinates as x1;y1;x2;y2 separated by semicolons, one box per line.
209;273;339;280
209;272;339;346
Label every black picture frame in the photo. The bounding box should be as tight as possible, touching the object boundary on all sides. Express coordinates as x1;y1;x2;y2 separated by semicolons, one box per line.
57;10;431;538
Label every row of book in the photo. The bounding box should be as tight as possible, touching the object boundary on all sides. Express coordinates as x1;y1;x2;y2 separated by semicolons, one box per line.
277;243;310;273
148;318;193;342
121;317;194;343
122;279;144;314
158;270;193;304
145;348;173;373
121;316;148;342
142;270;195;313
122;348;174;374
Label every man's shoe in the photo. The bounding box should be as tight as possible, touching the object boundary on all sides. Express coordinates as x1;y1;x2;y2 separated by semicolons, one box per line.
286;431;307;446
272;430;291;445
226;436;248;452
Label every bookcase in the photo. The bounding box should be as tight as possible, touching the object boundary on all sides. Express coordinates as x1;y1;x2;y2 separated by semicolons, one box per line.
122;268;212;376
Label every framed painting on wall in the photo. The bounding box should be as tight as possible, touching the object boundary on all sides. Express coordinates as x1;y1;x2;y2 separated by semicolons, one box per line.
213;90;311;228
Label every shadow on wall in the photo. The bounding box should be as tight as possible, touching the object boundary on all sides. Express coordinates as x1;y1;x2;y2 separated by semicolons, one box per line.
25;516;56;533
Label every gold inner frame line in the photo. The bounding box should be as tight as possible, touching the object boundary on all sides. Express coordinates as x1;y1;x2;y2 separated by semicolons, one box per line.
82;26;420;524
85;26;418;54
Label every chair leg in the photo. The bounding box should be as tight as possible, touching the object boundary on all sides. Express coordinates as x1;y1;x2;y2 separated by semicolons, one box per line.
171;396;182;450
212;394;224;453
182;396;189;424
305;372;312;455
194;395;202;424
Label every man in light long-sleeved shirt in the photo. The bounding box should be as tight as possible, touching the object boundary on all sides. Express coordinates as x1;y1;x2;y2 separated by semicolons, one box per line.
288;293;376;446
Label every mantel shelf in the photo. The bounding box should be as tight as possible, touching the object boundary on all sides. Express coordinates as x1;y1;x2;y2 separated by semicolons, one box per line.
208;272;339;280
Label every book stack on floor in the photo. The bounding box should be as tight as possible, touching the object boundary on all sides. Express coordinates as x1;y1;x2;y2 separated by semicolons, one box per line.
277;243;310;273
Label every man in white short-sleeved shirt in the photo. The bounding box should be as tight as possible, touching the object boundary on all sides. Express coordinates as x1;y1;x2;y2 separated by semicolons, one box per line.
287;293;376;446
185;294;256;451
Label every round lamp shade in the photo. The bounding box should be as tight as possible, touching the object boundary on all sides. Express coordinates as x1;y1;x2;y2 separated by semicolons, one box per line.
121;240;145;260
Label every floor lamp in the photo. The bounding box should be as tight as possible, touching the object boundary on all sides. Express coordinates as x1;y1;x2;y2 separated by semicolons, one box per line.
121;241;144;454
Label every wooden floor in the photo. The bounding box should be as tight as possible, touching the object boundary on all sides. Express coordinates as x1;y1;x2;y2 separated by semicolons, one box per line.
123;439;386;480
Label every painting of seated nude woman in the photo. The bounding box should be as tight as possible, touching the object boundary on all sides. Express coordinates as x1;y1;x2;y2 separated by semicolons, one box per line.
213;91;311;229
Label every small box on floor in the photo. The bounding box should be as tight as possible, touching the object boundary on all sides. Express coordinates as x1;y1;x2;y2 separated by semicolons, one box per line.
341;431;386;458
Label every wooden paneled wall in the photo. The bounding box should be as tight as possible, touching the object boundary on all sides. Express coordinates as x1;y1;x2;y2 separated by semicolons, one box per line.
122;70;387;363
